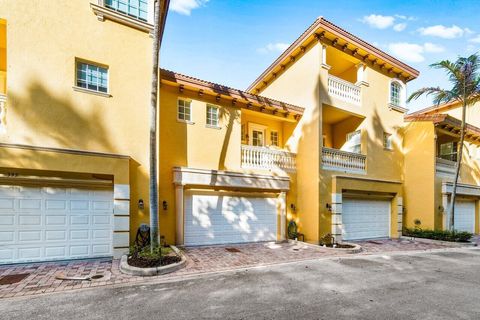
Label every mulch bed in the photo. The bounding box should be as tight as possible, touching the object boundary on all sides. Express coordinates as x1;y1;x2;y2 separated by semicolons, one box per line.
127;255;181;268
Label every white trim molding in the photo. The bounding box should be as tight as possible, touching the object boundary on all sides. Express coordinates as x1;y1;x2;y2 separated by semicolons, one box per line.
442;181;480;197
90;2;154;33
173;167;290;191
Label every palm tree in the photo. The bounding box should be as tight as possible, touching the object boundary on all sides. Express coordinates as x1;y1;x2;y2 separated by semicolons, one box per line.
408;54;480;231
149;0;168;250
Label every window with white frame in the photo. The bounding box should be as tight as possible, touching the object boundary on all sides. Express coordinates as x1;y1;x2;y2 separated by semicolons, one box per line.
439;142;458;162
206;105;219;127
177;99;191;122
345;130;361;154
105;0;148;21
76;61;108;93
390;81;402;106
383;132;393;150
252;130;264;147
270;131;279;147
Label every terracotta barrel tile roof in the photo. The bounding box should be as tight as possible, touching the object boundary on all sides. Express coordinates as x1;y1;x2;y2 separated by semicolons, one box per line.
160;68;305;115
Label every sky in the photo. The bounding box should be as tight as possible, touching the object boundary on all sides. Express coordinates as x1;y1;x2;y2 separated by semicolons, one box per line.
161;0;480;112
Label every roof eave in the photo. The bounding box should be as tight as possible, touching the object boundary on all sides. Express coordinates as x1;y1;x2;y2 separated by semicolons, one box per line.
247;17;419;93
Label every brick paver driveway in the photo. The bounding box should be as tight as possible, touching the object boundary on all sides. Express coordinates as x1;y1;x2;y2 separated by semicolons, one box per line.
0;238;462;299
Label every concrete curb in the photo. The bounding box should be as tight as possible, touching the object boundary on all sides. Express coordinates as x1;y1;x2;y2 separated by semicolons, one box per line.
287;239;363;254
119;245;186;276
400;236;478;247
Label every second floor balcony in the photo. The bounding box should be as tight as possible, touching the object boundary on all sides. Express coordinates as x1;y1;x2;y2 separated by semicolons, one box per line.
322;147;366;174
327;74;361;106
241;145;296;172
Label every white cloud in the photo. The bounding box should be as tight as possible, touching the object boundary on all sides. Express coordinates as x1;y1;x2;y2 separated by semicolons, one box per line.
393;23;407;32
257;43;290;54
469;35;480;43
361;14;395;29
388;43;425;63
388;42;445;63
423;42;445;53
394;14;415;21
418;24;467;39
170;0;208;16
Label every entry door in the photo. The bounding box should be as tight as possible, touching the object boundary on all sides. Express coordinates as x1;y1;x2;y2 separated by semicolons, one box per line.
454;200;475;233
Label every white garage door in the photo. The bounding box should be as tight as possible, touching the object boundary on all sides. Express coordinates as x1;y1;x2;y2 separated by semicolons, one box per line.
184;192;278;246
0;184;114;264
454;200;475;233
342;198;390;240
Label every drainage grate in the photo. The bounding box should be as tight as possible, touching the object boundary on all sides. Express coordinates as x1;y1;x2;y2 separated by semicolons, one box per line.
225;247;241;253
0;273;30;285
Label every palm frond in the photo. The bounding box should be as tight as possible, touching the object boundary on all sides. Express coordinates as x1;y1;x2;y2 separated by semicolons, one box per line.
407;87;456;103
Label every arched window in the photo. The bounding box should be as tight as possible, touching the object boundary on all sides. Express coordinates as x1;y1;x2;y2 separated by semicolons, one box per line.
390;81;402;106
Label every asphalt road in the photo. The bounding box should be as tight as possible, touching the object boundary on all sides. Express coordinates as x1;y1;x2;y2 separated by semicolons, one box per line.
3;248;480;320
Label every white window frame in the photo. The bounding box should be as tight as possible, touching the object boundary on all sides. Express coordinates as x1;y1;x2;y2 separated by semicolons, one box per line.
389;79;407;109
75;60;109;95
383;132;393;150
177;98;193;123
249;123;267;147
270;131;279;147
344;130;362;154
439;141;458;162
206;104;220;128
104;0;149;21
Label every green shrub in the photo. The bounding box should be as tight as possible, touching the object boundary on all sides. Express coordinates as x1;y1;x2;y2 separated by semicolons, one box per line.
403;227;472;242
129;245;172;259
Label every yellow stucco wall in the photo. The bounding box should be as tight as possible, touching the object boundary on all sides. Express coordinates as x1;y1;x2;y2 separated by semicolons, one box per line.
260;42;321;243
0;1;153;242
403;122;436;230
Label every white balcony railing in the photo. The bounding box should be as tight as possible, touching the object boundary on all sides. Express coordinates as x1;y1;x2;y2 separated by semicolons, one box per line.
436;157;456;176
241;145;296;172
322;147;366;174
327;75;361;106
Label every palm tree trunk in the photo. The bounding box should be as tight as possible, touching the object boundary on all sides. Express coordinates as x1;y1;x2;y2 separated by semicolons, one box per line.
448;100;467;231
149;0;161;250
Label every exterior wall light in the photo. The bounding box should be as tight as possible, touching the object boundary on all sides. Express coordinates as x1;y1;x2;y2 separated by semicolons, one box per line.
163;200;168;211
138;199;144;210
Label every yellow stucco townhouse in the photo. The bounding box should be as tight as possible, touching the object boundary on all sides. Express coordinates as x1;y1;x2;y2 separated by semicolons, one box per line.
246;17;419;243
0;0;169;264
404;101;480;235
1;1;439;266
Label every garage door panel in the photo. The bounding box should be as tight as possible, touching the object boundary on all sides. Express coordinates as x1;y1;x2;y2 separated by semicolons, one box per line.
0;231;14;243
185;193;278;246
0;185;114;264
0;198;14;210
454;200;475;233
342;198;390;241
45;247;66;258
